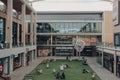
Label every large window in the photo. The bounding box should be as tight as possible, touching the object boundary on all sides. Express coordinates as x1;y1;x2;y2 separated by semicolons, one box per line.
12;22;17;47
0;18;5;42
37;22;102;33
114;33;120;47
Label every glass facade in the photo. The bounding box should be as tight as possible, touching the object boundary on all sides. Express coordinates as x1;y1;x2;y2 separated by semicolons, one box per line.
114;33;120;47
37;22;102;56
96;50;102;65
37;22;102;33
28;23;30;33
0;18;5;42
19;24;22;44
12;22;17;47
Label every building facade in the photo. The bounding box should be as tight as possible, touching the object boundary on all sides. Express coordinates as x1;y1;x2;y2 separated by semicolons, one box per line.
0;0;37;77
96;0;120;77
35;11;113;57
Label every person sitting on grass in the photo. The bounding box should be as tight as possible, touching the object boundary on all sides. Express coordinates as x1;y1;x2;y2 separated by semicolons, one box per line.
46;63;49;68
56;72;60;80
60;64;64;71
82;69;89;73
36;69;43;74
82;57;88;65
64;64;70;69
91;73;96;80
61;72;65;80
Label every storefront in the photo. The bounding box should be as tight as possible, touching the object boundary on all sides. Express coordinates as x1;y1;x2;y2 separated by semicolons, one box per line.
116;56;120;77
26;51;33;66
103;53;114;73
96;50;102;65
0;57;10;75
13;54;22;70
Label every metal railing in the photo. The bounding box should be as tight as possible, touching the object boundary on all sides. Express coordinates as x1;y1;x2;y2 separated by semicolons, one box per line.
93;42;118;49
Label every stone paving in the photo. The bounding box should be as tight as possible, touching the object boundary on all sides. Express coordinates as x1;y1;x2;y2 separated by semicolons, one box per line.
11;57;44;80
10;56;120;80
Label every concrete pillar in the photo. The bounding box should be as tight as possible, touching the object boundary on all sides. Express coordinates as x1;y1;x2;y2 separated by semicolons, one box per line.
91;23;94;32
114;50;117;75
34;49;37;59
19;54;22;66
9;56;13;74
51;35;53;45
6;0;13;48
3;58;9;75
73;47;74;56
101;48;104;67
30;12;34;45
21;3;26;47
31;50;34;61
33;12;37;45
22;53;26;66
76;36;78;56
17;24;20;46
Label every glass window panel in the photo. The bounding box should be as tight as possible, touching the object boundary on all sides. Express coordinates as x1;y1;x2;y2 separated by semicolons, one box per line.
0;18;5;42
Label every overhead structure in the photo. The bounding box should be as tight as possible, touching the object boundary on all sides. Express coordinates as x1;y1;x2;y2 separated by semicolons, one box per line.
28;0;44;3
100;0;114;2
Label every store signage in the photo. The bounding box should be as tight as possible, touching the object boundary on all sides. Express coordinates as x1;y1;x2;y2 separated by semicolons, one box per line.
113;0;120;26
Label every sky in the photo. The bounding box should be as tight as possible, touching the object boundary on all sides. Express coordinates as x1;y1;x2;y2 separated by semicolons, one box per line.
31;0;113;12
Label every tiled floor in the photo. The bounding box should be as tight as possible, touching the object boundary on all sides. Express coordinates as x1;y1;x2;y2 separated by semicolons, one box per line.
10;56;120;80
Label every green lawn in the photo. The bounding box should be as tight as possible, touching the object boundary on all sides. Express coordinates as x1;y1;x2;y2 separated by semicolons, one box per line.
23;59;101;80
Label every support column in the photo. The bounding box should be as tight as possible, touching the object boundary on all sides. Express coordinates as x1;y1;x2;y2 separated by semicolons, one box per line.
34;12;37;45
9;56;13;74
114;50;117;75
34;49;37;59
76;36;78;56
51;35;53;45
6;0;13;48
21;3;26;47
31;50;34;61
30;11;34;45
22;53;26;66
17;24;20;46
102;48;104;67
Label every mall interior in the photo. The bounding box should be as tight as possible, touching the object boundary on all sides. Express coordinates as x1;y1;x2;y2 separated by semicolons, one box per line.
0;0;120;80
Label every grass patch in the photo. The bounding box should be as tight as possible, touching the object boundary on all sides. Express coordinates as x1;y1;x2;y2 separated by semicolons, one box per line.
23;59;101;80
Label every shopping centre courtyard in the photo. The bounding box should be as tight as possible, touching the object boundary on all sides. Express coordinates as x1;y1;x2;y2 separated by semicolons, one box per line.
11;57;120;80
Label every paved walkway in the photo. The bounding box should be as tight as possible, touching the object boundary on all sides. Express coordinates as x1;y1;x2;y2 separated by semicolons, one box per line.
10;56;120;80
11;57;44;80
86;57;120;80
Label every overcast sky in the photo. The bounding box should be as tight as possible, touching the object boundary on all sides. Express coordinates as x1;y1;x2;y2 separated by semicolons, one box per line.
31;0;113;12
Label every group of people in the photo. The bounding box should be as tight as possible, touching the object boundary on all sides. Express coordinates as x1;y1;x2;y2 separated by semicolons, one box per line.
56;72;65;80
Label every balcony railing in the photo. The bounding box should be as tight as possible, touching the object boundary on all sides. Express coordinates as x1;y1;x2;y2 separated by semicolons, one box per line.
94;42;118;49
